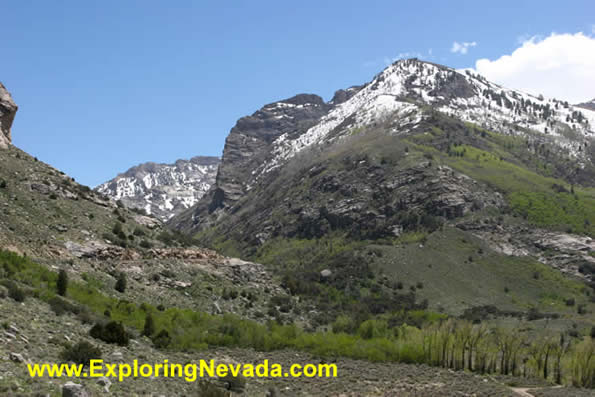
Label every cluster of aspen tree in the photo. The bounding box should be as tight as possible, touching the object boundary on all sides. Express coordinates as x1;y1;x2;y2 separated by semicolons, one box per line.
417;319;595;388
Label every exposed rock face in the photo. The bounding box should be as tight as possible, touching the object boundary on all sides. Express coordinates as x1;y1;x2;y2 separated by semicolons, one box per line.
0;82;18;149
96;156;219;221
212;93;332;209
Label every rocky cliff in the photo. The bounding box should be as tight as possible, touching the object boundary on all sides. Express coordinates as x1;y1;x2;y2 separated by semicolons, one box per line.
0;82;18;149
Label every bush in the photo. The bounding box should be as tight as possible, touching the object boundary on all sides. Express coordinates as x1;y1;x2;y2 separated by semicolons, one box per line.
332;314;356;334
89;321;130;346
140;240;153;249
219;374;247;393
0;180;6;188
115;272;127;293
49;296;80;316
1;280;26;302
152;329;171;349
565;298;576;306
60;340;101;366
57;269;68;296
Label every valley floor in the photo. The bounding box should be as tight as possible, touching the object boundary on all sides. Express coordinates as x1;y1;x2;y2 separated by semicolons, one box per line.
1;297;591;396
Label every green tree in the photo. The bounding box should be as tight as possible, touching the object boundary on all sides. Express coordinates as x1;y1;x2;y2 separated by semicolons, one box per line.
57;269;68;296
142;313;155;337
115;272;127;293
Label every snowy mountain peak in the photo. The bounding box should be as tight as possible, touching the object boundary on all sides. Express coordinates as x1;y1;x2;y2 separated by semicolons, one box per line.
96;156;219;221
256;58;594;177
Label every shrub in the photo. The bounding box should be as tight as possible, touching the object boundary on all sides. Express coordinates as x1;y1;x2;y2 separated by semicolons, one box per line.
49;296;80;316
332;315;356;334
57;269;68;296
0;180;6;188
89;321;130;346
152;329;171;349
60;340;101;366
140;240;153;249
115;272;127;293
566;298;576;306
133;227;146;237
219;374;247;393
1;280;26;302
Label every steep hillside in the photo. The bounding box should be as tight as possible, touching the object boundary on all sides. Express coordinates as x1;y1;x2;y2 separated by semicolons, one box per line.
170;59;595;322
96;156;219;221
173;59;594;232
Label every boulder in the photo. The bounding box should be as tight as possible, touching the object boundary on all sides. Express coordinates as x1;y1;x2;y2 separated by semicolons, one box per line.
96;376;111;392
62;382;89;397
9;352;25;363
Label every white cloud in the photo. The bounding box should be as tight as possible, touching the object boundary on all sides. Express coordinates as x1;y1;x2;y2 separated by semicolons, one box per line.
451;41;477;55
474;32;595;103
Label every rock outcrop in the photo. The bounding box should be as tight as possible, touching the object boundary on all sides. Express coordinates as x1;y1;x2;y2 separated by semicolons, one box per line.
213;94;332;208
0;82;18;149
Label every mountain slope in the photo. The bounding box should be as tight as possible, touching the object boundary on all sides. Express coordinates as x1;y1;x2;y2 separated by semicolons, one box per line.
577;98;595;111
169;59;595;320
96;156;219;221
172;58;595;235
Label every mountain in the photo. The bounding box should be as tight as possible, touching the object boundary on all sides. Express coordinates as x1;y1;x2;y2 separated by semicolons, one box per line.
169;58;595;317
577;98;595;111
172;58;595;234
95;156;219;221
0;82;18;149
2;63;595;395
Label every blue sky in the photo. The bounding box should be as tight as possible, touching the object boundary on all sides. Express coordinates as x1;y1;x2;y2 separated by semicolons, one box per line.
2;1;594;187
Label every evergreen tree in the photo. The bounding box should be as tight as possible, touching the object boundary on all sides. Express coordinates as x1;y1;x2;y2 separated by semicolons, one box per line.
143;313;155;337
57;269;68;296
115;272;127;293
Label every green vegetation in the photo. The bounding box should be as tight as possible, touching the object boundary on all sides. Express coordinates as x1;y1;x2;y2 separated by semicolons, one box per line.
432;142;595;236
89;321;130;346
115;272;126;293
142;312;155;337
2;249;595;387
57;269;68;296
60;340;102;366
